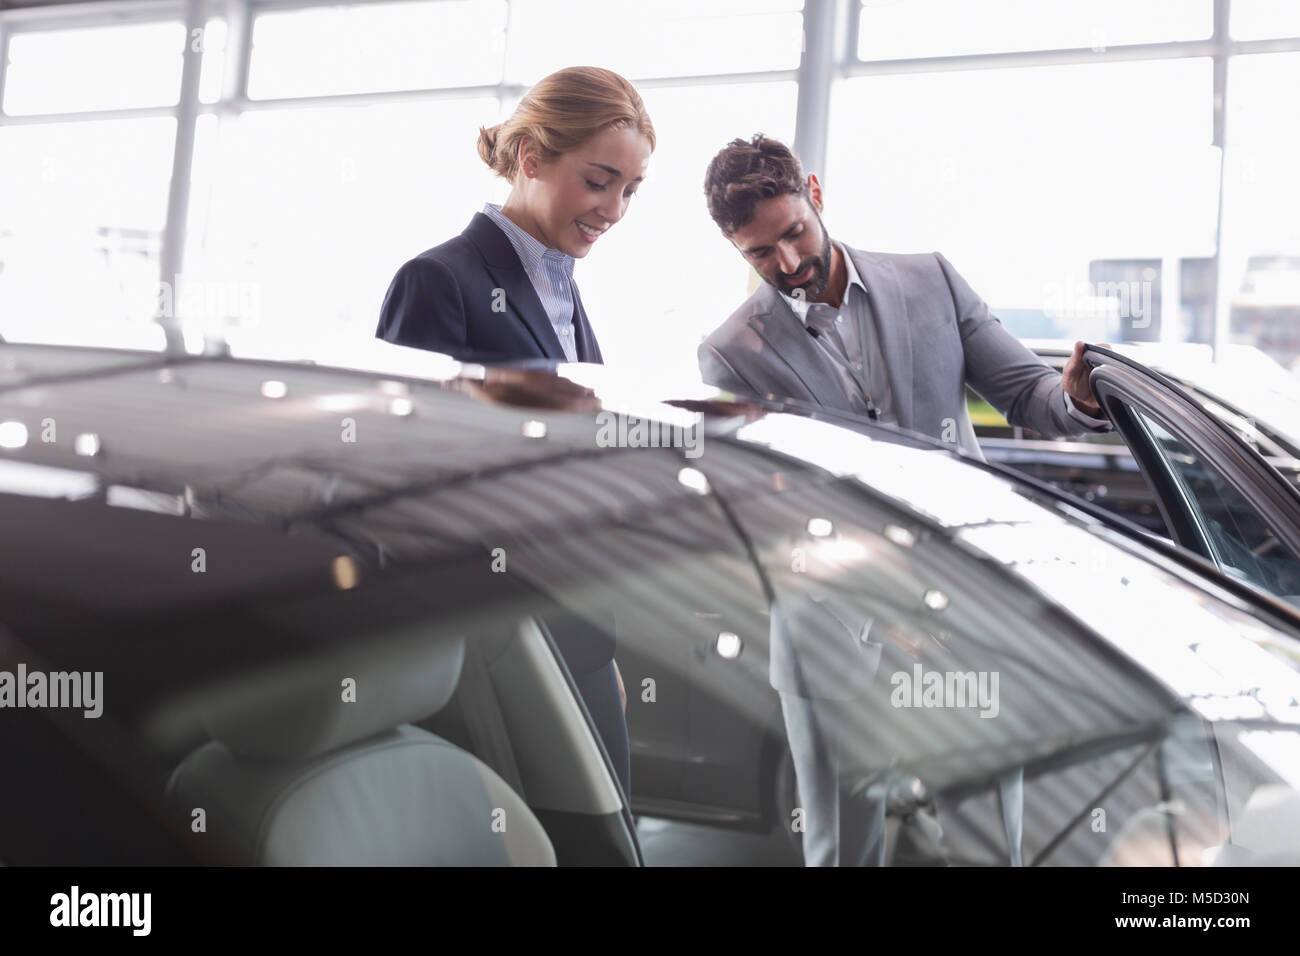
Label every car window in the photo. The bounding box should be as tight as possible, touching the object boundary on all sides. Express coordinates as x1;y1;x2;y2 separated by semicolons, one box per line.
1133;408;1300;604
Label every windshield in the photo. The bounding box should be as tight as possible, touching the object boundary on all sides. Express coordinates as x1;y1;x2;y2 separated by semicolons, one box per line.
5;409;1300;867
449;426;1300;865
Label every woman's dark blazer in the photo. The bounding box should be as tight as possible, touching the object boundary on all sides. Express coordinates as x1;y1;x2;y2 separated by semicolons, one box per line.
375;212;604;365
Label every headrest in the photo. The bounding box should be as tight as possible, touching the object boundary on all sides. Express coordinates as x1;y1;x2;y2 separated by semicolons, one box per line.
197;631;465;761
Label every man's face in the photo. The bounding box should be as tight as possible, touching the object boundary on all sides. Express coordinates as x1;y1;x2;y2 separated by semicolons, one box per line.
729;192;832;300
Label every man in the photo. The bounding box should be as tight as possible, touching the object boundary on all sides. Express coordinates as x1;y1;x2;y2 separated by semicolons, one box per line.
698;134;1111;459
701;134;1104;865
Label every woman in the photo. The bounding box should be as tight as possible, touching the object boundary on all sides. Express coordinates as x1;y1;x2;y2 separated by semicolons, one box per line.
376;65;654;366
376;66;654;799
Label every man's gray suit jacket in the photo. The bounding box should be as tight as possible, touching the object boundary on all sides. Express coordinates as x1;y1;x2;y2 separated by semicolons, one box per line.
698;248;1102;458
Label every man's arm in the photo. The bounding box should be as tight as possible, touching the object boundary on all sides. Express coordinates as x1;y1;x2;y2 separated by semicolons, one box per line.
934;252;1111;438
698;341;761;398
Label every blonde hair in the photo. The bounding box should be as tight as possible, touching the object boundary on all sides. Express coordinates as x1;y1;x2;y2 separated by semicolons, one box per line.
478;66;655;182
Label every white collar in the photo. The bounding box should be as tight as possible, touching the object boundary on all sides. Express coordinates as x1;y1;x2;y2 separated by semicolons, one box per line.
482;202;574;275
780;241;867;324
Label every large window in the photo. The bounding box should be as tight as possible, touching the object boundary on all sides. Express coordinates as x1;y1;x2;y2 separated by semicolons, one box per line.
0;117;175;350
182;98;504;364
857;0;1212;60
1231;0;1300;40
2;21;184;115
503;0;804;82
826;57;1219;343
1219;53;1300;370
247;1;509;100
2;0;1299;383
0;21;186;351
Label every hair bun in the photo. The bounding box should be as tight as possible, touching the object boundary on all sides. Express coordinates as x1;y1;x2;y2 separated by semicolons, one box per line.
477;125;499;168
480;68;654;183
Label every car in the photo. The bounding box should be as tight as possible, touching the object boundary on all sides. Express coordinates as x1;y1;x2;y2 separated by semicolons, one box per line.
2;342;1300;866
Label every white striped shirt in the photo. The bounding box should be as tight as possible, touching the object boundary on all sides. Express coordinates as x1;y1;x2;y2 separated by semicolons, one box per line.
482;203;578;361
781;241;897;424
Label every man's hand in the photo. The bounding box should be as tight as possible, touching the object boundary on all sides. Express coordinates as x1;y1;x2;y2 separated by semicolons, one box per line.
1062;340;1107;418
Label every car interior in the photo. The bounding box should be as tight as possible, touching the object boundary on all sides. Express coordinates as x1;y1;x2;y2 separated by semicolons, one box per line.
156;613;639;866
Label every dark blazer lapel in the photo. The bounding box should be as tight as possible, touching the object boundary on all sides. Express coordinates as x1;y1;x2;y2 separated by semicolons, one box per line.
851;248;914;430
463;213;567;360
571;283;603;364
747;283;851;408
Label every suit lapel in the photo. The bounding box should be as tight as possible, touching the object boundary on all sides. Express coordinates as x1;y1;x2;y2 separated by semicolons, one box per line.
464;213;567;361
747;284;857;409
850;248;914;430
571;284;603;363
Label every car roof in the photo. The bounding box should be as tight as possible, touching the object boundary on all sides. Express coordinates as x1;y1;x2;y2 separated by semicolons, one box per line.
0;343;950;527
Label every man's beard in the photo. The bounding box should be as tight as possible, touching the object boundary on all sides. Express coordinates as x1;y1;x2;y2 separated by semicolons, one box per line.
774;213;833;302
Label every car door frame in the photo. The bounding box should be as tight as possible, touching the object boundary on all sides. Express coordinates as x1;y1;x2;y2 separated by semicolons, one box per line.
1084;344;1300;570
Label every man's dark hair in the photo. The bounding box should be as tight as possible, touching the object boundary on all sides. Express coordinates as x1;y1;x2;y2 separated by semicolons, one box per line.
704;134;807;236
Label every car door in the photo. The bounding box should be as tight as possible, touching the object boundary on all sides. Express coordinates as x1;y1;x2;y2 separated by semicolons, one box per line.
1085;345;1300;605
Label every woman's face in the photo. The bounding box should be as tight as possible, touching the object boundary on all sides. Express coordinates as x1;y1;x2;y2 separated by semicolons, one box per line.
514;125;653;258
